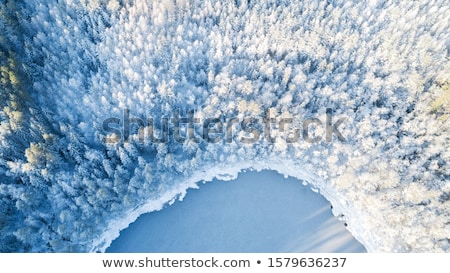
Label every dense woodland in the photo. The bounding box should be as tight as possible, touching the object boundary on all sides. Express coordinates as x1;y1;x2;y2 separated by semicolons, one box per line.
0;0;449;252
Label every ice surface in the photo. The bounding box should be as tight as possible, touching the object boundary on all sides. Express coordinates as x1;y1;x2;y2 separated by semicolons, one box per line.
107;170;366;253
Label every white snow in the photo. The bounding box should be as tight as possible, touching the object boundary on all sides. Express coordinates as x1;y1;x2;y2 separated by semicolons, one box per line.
106;170;366;253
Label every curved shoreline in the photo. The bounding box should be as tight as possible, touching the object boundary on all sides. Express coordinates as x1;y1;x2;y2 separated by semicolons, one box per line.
106;169;366;253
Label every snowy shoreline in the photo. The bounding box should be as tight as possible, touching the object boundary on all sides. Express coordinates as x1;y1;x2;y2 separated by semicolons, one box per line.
106;169;366;253
93;161;369;253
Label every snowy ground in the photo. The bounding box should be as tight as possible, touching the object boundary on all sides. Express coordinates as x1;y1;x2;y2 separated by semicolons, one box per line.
107;170;366;253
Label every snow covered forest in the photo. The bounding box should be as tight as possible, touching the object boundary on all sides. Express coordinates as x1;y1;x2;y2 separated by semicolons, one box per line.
0;0;449;252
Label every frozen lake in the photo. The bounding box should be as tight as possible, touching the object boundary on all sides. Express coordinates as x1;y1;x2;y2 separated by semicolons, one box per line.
107;170;366;253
